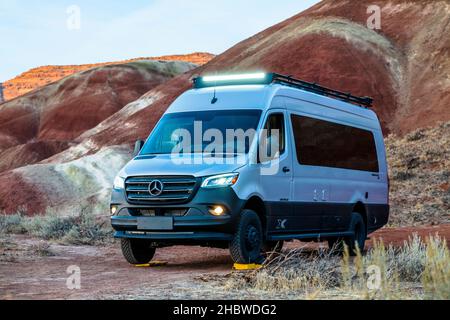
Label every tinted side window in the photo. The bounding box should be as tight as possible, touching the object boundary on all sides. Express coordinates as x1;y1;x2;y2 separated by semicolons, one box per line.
290;115;379;172
264;113;285;154
260;113;285;161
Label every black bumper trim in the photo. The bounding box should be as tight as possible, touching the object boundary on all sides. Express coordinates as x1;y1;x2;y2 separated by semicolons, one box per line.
114;231;232;241
268;231;354;241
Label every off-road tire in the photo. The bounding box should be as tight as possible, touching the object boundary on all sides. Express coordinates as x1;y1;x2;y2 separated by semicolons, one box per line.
121;238;156;265
229;210;264;264
328;212;366;256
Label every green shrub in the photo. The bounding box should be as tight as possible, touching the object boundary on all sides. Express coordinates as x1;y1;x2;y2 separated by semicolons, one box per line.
0;210;112;245
0;214;27;234
25;214;78;240
62;214;112;245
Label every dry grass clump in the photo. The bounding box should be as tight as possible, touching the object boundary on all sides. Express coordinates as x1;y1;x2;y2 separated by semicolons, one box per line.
422;236;450;299
223;235;449;300
253;248;341;293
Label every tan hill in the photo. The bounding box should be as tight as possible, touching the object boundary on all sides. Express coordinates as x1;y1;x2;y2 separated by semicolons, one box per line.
0;0;448;226
1;52;214;101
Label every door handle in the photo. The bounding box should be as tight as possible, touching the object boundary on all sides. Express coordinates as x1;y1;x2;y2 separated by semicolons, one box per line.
282;167;290;173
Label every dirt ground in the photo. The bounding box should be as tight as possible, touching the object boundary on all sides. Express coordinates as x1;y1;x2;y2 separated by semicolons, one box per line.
0;224;449;300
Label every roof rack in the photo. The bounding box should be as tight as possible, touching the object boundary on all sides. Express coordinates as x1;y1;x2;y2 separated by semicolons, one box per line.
269;73;373;108
192;72;373;108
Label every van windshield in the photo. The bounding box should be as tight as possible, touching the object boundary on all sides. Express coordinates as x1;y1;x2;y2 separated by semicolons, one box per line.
140;110;262;155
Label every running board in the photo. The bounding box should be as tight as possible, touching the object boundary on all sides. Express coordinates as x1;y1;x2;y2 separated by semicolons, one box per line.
267;231;354;241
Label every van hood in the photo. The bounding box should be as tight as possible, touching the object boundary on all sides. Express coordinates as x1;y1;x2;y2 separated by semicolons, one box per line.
121;153;247;178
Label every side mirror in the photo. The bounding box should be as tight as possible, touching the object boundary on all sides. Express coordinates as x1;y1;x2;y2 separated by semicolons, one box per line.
133;140;145;157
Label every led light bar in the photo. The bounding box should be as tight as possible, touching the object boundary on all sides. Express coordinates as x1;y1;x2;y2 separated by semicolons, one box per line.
202;73;266;83
193;73;270;89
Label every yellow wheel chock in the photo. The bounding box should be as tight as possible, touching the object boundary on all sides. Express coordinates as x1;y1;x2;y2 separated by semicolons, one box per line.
233;263;262;271
134;261;168;268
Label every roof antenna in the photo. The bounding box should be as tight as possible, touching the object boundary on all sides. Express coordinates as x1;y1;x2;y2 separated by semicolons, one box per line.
211;88;218;104
211;77;218;104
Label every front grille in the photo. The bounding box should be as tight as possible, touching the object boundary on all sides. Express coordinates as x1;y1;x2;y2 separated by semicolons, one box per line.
125;176;198;204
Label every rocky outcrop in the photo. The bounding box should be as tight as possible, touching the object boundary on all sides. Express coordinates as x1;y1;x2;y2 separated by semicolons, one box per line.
387;122;450;226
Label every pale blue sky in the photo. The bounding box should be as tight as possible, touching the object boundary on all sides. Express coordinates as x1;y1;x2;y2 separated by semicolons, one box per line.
0;0;320;82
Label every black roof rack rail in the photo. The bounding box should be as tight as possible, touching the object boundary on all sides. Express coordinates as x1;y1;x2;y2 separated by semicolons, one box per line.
268;73;373;108
192;72;373;108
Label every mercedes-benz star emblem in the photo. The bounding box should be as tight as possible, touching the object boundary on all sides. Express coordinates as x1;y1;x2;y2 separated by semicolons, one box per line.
148;180;164;197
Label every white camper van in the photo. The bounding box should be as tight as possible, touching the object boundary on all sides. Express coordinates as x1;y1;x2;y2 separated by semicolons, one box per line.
111;73;389;264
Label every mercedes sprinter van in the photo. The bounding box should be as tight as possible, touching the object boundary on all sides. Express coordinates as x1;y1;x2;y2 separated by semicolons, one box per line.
111;73;389;264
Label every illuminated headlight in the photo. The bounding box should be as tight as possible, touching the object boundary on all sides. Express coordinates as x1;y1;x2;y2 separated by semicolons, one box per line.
201;173;239;188
113;176;125;190
110;205;118;216
209;205;226;216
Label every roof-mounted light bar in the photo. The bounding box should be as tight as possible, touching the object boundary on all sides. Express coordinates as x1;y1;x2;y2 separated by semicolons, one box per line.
193;73;270;89
202;73;266;83
192;72;373;108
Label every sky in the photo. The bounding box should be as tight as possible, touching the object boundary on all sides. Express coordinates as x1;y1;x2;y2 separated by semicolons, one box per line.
0;0;320;82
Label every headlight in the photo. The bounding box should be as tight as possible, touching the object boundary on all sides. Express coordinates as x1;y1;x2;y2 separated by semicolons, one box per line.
113;176;125;190
201;173;239;188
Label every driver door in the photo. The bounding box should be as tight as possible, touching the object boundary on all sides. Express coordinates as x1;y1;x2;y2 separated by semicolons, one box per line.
259;110;293;234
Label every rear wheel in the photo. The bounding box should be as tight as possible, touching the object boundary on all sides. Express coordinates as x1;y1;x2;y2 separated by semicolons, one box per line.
229;210;264;264
328;212;366;256
121;238;156;265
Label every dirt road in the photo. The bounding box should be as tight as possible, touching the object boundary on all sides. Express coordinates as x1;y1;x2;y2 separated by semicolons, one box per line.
1;225;449;300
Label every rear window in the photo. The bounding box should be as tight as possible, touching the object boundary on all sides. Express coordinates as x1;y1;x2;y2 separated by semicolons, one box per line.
290;115;379;172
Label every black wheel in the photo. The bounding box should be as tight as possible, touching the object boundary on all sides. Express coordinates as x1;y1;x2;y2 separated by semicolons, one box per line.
229;209;264;264
328;212;366;256
263;241;284;255
120;238;156;265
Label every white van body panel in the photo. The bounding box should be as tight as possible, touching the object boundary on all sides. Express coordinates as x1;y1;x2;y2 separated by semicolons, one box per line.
166;85;271;114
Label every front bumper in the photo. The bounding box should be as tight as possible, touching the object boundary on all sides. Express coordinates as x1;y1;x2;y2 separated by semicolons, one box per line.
110;186;245;241
114;230;232;241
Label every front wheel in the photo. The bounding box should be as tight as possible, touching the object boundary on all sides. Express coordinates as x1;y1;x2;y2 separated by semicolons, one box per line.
121;238;156;265
229;210;264;264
